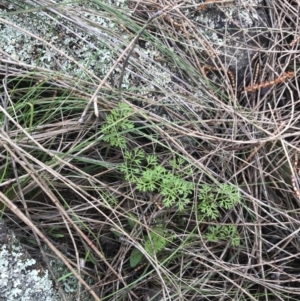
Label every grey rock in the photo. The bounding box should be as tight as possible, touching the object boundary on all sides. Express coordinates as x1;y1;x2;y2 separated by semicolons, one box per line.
0;220;58;301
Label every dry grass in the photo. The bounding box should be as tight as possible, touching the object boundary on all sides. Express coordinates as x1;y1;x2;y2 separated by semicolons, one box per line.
1;0;300;300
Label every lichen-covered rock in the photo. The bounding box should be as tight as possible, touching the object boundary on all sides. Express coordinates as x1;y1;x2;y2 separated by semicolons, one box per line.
0;0;128;81
0;220;58;301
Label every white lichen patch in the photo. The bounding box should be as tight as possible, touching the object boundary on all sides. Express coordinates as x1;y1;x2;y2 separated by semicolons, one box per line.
0;234;57;301
0;0;128;80
194;0;263;29
222;0;264;28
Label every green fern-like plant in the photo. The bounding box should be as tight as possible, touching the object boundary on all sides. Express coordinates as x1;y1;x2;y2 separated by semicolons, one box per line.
198;184;240;246
102;103;241;246
169;157;193;177
101;102;194;211
128;222;171;268
198;184;239;219
216;183;240;209
101;102;134;148
198;184;219;219
205;225;240;246
144;226;168;256
120;148;146;183
160;173;193;210
120;149;193;211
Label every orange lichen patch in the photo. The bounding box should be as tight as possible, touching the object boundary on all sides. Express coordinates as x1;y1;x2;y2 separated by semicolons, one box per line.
201;65;236;93
245;71;294;92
